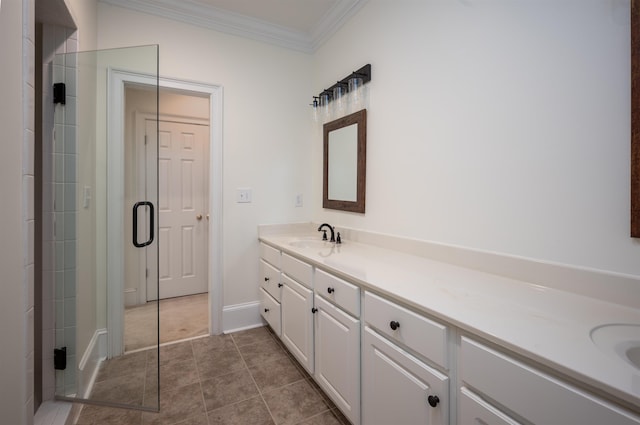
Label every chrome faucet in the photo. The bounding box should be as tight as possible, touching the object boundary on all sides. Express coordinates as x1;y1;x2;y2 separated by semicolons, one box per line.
317;223;335;243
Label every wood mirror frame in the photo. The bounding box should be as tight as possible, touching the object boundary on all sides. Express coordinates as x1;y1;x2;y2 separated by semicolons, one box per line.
323;109;367;213
632;0;640;237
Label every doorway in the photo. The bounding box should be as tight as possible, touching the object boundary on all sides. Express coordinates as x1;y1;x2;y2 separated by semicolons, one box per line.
123;87;212;351
108;74;224;356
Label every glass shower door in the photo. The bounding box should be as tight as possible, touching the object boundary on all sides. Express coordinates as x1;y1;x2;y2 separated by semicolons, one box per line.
52;45;159;411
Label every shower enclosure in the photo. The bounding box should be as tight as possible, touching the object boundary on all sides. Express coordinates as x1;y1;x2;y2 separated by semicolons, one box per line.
50;45;160;411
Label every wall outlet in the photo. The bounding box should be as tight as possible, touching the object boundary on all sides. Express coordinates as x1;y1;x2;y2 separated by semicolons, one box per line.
295;193;303;207
237;188;252;203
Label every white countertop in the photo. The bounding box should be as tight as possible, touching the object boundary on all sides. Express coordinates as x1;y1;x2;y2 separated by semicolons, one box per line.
259;232;640;410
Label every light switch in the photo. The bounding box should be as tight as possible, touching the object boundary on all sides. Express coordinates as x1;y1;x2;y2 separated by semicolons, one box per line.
237;188;252;203
295;193;303;207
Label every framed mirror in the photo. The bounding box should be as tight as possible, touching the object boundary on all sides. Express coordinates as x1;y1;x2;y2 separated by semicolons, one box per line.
323;109;367;213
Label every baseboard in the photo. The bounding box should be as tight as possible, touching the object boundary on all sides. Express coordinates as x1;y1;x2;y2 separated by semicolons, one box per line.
77;329;107;399
222;301;265;334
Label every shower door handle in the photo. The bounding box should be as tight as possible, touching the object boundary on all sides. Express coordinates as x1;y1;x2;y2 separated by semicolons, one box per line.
133;201;155;248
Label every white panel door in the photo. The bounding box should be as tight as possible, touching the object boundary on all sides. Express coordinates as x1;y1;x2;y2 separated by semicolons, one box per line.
314;295;360;425
281;274;315;373
362;327;449;425
146;119;209;300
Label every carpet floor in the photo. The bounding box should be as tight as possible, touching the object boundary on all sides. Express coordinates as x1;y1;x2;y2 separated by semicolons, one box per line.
125;293;209;352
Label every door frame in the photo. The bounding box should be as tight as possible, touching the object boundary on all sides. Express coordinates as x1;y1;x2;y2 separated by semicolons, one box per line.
108;69;223;356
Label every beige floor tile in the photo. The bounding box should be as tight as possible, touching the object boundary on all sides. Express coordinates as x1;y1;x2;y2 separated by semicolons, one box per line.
237;337;290;369
262;379;330;425
248;355;304;392
96;351;148;382
207;396;275;425
73;326;350;425
90;370;146;405
230;326;275;347
154;356;200;392
147;340;195;367
195;347;246;381
200;368;260;412
192;334;237;356
142;382;205;425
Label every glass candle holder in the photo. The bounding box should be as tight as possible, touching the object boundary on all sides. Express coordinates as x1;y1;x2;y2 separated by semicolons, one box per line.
333;84;347;119
319;92;331;123
348;76;365;112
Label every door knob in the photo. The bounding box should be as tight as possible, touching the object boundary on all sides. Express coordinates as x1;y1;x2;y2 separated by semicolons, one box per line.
196;214;203;220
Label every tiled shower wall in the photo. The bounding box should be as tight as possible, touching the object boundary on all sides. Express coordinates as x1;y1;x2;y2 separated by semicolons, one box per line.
41;24;78;399
23;0;36;419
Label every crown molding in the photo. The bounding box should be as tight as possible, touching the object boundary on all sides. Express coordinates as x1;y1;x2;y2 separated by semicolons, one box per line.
311;0;369;51
99;0;368;54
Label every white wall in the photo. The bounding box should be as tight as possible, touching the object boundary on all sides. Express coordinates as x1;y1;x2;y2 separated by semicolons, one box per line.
312;0;640;278
0;0;30;422
96;3;313;308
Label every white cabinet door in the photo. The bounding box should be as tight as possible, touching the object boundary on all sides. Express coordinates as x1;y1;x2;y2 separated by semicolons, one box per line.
281;274;314;373
314;295;360;425
362;327;448;425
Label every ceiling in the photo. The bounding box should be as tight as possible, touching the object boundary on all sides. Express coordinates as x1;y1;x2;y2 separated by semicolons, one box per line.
99;0;368;53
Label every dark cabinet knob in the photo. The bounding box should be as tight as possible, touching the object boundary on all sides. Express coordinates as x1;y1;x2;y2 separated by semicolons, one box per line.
278;283;283;288
264;277;270;282
389;320;400;330
264;308;270;313
311;307;318;313
327;287;335;294
427;395;440;408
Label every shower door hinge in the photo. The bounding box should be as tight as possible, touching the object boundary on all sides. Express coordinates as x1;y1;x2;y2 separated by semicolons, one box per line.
54;347;67;370
53;83;66;105
144;135;148;145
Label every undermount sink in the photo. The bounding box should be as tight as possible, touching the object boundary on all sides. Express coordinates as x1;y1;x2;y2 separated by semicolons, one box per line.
288;239;335;249
590;324;640;370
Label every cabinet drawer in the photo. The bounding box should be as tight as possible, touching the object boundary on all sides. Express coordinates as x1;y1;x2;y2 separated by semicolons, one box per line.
260;288;281;336
364;291;447;368
459;387;521;425
260;242;280;268
460;337;640;425
259;259;281;302
282;253;313;288
315;268;360;317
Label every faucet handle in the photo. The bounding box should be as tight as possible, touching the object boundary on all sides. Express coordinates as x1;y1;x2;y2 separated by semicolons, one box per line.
336;232;341;244
321;229;328;240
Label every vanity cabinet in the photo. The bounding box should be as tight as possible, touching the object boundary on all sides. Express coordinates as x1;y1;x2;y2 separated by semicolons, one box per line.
281;254;315;373
459;336;640;425
259;243;282;336
314;269;361;425
258;236;640;425
362;291;449;425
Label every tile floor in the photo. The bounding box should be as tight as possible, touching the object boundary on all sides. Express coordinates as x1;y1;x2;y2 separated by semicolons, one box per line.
75;326;350;425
